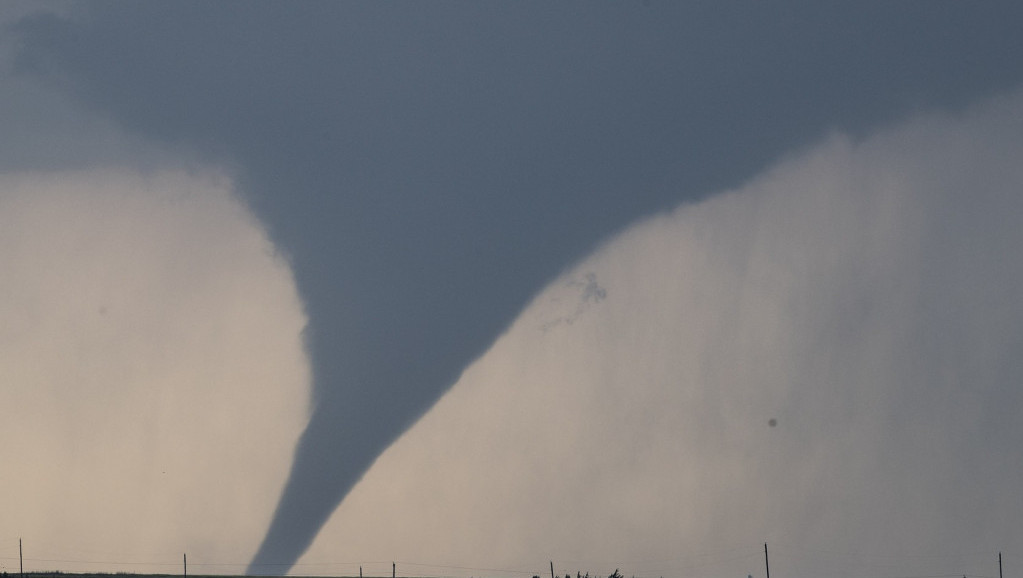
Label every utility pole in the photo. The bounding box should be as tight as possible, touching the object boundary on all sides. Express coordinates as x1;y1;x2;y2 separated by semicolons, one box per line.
184;553;187;577
393;562;396;578
764;543;770;578
999;552;1003;578
551;561;556;578
19;538;23;577
360;567;363;578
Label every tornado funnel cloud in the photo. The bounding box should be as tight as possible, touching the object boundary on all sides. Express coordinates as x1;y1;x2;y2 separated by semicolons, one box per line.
248;412;374;574
246;407;382;572
247;269;545;573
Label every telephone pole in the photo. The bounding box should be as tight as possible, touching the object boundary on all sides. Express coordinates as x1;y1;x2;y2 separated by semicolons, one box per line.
764;543;770;578
19;538;23;577
184;553;187;577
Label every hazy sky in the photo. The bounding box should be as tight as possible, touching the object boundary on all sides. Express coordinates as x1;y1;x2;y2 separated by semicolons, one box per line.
0;170;309;573
2;3;1023;577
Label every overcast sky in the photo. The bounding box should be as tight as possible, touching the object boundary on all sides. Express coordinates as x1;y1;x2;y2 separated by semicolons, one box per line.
2;3;1023;577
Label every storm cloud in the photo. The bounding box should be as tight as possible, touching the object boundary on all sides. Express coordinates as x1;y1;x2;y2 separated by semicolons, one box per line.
4;3;1023;574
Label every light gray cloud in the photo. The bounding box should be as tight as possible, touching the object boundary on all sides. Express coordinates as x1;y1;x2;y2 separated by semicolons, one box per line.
0;170;309;574
300;89;1023;578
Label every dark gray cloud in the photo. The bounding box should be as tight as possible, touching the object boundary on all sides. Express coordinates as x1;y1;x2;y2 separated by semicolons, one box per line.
6;3;1023;573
